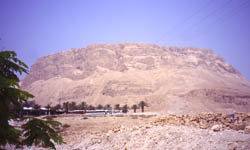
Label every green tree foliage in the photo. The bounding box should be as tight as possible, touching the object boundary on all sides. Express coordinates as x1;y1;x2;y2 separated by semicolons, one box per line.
138;101;148;112
0;51;65;149
0;51;34;146
131;104;138;113
22;118;65;150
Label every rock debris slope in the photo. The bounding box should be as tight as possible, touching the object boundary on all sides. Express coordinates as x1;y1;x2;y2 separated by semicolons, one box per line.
21;43;250;113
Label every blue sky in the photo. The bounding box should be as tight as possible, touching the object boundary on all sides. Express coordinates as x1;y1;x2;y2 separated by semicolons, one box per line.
0;0;250;80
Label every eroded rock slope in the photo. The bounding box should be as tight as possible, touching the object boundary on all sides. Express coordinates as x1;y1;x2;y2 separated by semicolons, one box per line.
21;43;250;113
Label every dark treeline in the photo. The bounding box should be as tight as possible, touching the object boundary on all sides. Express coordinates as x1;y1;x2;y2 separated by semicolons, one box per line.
61;101;149;113
17;100;149;116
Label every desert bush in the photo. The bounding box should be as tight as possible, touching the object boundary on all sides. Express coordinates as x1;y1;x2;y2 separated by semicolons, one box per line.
62;123;70;128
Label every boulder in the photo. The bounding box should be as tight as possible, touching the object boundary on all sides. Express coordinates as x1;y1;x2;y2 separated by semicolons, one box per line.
211;124;222;132
244;126;250;134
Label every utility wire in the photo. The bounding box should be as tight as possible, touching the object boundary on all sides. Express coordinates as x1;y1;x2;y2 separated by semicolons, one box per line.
168;0;233;46
186;0;233;31
185;0;250;41
215;0;250;23
156;0;215;44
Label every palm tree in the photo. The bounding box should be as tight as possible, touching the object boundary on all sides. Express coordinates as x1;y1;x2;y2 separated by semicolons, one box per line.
114;104;121;110
87;105;95;110
52;104;62;114
78;101;87;110
78;101;87;113
105;104;112;110
96;104;104;110
138;101;148;113
53;104;62;110
122;104;129;113
63;102;69;113
69;101;77;110
131;104;138;113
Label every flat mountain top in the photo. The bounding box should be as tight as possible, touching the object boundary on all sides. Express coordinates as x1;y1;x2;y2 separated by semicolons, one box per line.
21;43;250;113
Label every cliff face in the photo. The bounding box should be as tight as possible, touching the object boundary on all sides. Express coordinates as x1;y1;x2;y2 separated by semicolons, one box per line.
21;43;250;113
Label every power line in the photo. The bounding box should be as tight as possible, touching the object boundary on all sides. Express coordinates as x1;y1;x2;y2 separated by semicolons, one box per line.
166;0;233;46
185;0;250;41
215;0;250;23
186;0;232;31
156;0;215;44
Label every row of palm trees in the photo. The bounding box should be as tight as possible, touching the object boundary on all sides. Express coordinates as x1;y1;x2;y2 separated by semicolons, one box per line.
22;100;149;113
62;101;149;113
132;101;149;113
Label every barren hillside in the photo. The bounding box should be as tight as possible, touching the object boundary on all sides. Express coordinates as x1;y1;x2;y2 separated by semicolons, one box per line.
21;43;250;113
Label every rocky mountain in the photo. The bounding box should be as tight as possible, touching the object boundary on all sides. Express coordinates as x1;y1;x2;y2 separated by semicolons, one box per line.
21;43;250;113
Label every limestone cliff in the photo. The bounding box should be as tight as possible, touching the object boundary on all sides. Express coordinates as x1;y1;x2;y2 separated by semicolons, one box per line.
21;43;250;113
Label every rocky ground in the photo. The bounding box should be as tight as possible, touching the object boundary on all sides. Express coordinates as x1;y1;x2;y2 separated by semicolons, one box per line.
5;112;250;150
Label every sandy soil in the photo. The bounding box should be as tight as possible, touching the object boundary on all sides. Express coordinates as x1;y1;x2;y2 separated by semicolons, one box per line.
57;114;156;143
